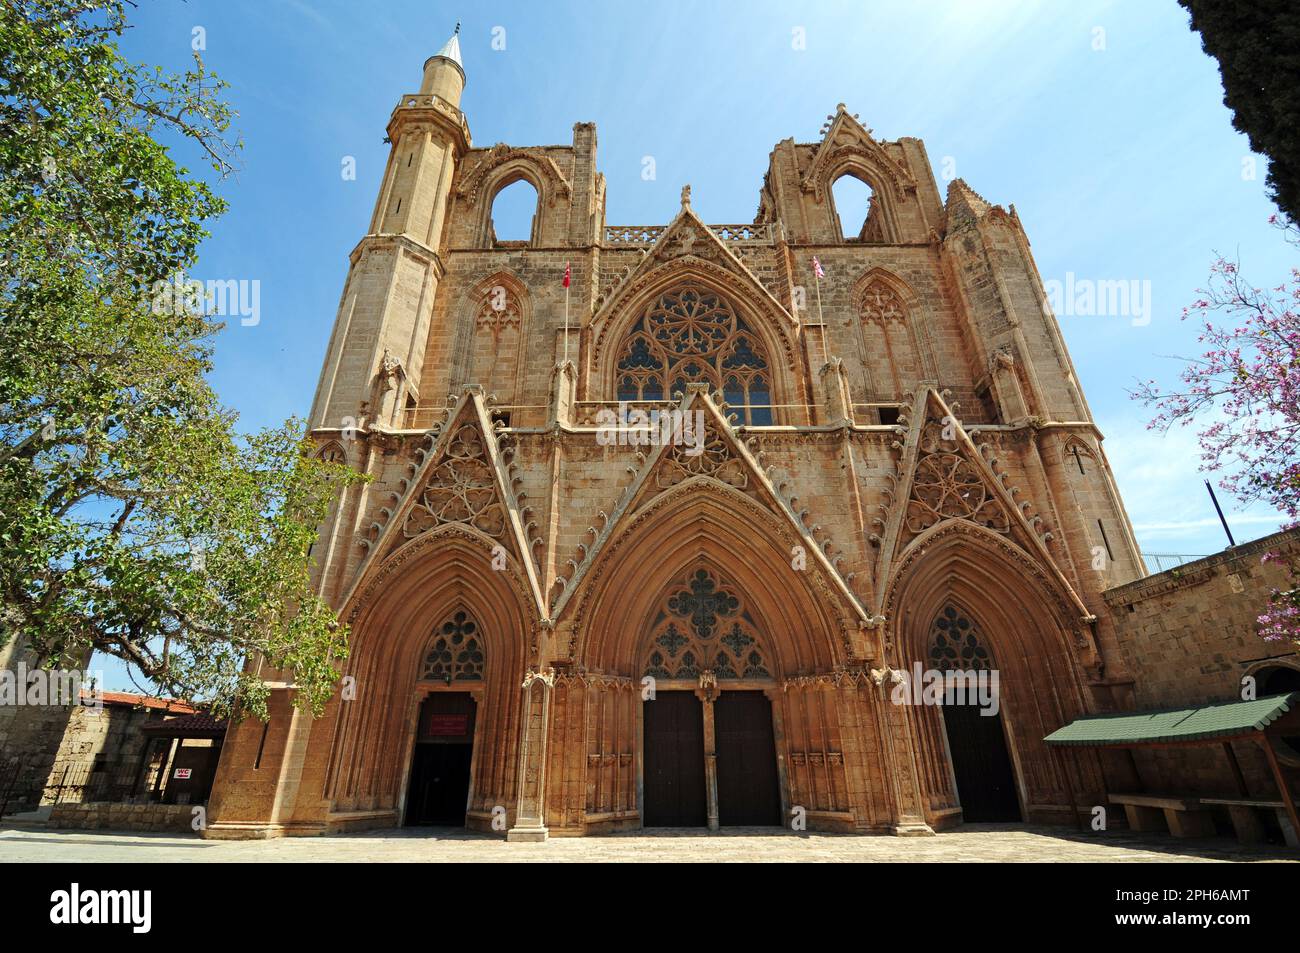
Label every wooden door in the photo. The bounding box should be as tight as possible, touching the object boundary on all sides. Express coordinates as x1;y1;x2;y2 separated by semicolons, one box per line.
942;701;1020;821
715;690;781;826
642;691;707;827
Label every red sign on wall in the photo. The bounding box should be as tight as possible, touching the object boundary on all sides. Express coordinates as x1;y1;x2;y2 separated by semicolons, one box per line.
173;768;192;780
423;714;469;738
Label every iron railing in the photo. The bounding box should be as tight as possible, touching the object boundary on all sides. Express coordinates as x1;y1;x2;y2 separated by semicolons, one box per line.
1142;552;1212;573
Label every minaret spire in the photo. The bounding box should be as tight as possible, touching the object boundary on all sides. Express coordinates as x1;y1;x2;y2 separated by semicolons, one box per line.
433;23;464;71
420;23;466;104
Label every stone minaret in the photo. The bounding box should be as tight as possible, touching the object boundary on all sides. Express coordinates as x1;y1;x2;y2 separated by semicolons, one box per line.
304;28;470;606
309;27;469;436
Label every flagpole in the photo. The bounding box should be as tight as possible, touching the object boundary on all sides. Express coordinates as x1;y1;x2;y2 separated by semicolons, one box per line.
563;264;571;365
813;268;827;368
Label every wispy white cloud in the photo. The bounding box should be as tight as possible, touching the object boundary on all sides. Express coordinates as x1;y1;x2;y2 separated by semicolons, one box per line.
1097;415;1286;554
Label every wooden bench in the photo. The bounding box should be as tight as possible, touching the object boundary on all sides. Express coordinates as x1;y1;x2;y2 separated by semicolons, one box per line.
1200;797;1300;847
1108;793;1215;838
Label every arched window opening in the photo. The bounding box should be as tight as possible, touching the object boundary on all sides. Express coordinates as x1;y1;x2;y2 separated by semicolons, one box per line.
1257;666;1300;758
487;178;538;245
831;173;885;243
614;285;774;425
643;568;772;680
422;610;485;682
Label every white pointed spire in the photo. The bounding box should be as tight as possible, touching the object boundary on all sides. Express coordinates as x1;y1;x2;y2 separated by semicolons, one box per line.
434;22;463;69
420;22;466;103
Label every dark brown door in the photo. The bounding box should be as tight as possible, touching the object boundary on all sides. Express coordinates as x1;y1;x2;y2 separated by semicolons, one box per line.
942;701;1020;821
405;693;476;826
643;691;707;827
715;690;782;826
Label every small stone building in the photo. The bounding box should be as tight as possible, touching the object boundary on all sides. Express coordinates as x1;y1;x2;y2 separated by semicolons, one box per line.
0;686;226;825
1104;528;1300;802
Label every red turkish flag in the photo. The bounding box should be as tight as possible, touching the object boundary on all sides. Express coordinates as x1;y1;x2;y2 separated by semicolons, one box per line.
562;263;571;288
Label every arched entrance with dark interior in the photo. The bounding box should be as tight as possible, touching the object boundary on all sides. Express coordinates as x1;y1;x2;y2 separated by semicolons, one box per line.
927;604;1020;821
325;529;532;833
887;522;1104;828
571;482;850;832
404;608;488;826
406;690;478;826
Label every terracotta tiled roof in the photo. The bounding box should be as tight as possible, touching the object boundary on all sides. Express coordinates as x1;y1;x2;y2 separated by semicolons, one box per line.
140;711;228;738
81;689;198;714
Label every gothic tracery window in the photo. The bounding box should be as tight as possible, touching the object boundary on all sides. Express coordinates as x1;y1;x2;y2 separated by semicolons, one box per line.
475;285;521;342
926;606;993;673
422;610;485;681
904;449;1009;538
643;568;772;680
615;286;773;425
860;283;906;325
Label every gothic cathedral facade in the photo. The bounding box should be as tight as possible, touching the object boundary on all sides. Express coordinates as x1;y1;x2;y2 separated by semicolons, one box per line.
206;32;1147;839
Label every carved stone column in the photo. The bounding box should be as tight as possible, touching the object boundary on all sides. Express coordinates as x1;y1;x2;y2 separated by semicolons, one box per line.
695;672;720;831
988;346;1029;423
880;684;936;836
508;669;553;842
548;360;576;428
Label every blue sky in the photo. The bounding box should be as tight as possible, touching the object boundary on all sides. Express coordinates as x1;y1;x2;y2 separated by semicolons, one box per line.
95;1;1292;688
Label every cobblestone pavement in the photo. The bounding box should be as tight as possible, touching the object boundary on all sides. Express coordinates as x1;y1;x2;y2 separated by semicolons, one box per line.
1;823;1296;862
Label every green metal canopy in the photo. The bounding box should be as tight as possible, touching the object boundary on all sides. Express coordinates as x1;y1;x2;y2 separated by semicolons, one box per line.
1044;692;1299;747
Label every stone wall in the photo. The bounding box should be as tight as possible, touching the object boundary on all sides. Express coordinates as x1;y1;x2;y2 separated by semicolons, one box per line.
41;702;171;805
49;802;198;833
0;667;197;816
0;638;84;814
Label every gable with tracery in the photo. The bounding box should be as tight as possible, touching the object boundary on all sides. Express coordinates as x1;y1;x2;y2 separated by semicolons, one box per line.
403;423;508;542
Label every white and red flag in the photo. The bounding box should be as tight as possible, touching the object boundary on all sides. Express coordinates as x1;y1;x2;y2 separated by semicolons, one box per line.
563;263;571;288
811;256;824;279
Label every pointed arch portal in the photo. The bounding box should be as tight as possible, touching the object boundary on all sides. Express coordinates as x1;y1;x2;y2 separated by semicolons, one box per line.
639;564;782;829
405;609;488;826
928;605;1020;822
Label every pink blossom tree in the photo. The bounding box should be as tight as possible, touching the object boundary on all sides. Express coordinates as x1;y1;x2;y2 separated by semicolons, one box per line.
1133;220;1299;647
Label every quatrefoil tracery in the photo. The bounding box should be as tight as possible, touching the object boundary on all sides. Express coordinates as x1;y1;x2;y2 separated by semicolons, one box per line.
643;568;771;680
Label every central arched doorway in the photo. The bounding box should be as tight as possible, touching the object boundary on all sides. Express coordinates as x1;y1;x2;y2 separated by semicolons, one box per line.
404;610;485;827
929;606;1020;822
640;566;782;828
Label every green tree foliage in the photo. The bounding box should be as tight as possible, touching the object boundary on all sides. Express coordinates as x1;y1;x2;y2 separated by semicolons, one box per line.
0;0;362;718
1180;0;1300;224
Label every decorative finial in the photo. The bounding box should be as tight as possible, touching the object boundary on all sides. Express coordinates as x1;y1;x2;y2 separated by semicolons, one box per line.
454;21;460;35
680;183;691;208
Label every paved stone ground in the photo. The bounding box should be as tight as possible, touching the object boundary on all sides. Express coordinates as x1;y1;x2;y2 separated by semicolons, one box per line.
0;823;1296;862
